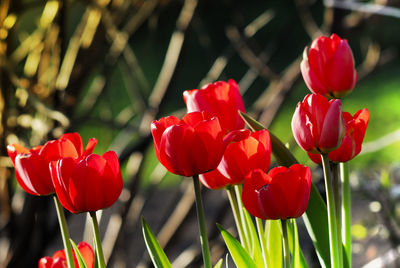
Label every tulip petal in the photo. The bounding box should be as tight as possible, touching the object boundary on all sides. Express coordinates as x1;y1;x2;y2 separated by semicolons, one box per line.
7;144;30;164
193;116;225;173
319;99;344;152
242;169;270;219
38;256;53;268
70;155;106;212
159;125;194;176
151;116;181;159
291;102;315;152
301;56;329;96
199;169;230;190
51;159;78;213
326;40;356;93
40;139;80;162
83;138;98;157
15;153;54;195
77;242;95;268
183;79;245;133
60;133;84;156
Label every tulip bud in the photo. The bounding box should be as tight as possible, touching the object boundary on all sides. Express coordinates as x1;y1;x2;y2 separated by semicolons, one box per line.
291;94;346;154
301;34;357;98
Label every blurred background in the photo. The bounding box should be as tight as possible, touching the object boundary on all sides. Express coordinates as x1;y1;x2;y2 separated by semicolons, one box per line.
1;0;400;267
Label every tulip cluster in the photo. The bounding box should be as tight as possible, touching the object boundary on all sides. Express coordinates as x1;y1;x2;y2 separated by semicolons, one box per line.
294;33;369;163
152;79;312;221
293;33;369;268
8;133;122;213
150;79;313;268
7;33;370;268
7;132;123;268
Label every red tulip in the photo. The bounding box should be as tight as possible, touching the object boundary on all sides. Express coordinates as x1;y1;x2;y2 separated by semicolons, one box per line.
183;79;245;134
151;111;235;177
291;94;345;154
50;151;123;213
308;108;369;163
301;33;357;98
38;241;94;268
7;133;97;196
200;129;271;188
242;164;311;220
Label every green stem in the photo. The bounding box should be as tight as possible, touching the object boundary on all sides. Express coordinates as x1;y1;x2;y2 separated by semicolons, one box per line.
226;187;248;250
256;218;268;268
332;163;343;266
234;185;251;246
341;162;352;267
192;175;212;268
321;154;340;268
53;195;75;268
90;211;106;268
281;219;291;268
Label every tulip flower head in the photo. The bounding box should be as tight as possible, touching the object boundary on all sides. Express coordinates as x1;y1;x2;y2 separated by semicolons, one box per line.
151;111;236;177
242;164;311;220
308;108;369;163
291;94;346;154
301;33;357;98
50;151;123;213
183;79;245;134
38;241;95;268
7;133;97;196
200;129;271;189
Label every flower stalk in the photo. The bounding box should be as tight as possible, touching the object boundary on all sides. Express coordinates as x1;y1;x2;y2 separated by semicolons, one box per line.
332;163;343;265
90;211;106;268
192;175;212;268
53;195;75;268
226;186;248;250
281;219;291;268
321;154;340;268
341;162;352;266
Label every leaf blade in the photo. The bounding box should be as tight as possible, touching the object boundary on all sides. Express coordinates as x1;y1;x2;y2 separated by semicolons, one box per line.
142;217;173;268
217;223;258;268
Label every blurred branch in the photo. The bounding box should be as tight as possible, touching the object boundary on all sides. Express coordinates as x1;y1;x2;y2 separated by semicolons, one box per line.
225;26;279;82
253;57;302;127
147;0;198;111
141;0;198;132
294;0;325;39
361;129;400;155
200;10;274;86
157;182;195;248
55;8;93;91
324;0;400;18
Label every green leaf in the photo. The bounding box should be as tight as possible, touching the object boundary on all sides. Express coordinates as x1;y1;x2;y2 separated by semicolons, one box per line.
242;207;264;267
213;258;223;268
240;112;331;268
265;220;282;268
288;219;308;268
141;217;173;268
69;239;87;268
217;223;258;268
